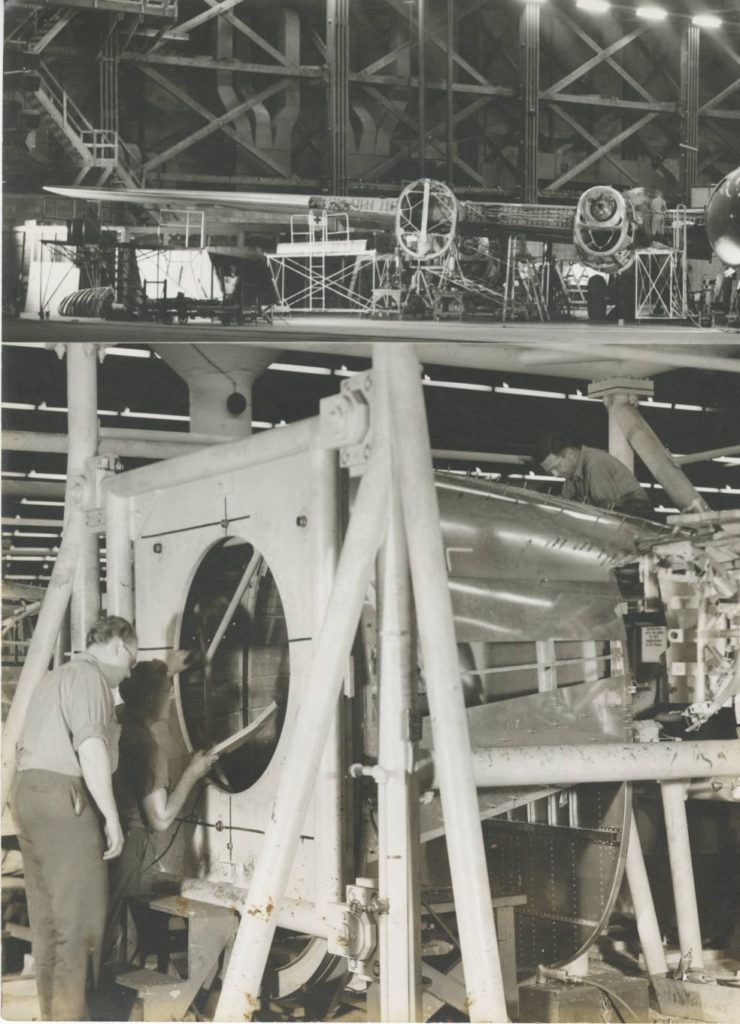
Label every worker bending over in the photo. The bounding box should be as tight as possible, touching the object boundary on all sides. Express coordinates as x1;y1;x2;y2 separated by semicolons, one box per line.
10;615;137;1020
535;431;652;517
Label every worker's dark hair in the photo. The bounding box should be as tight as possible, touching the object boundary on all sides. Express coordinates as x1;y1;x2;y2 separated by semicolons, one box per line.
119;659;170;710
533;432;580;465
85;614;136;648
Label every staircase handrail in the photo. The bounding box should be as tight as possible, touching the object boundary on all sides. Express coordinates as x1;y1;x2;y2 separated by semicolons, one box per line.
37;66;95;139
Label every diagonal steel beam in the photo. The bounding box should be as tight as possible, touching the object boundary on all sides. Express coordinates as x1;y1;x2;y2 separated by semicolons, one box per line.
366;0;492;89
362;0;485;80
154;0;245;46
140;68;289;174
700;78;740;113
544;106;657;191
361;83;447;162
550;13;653;103
543;26;647;99
206;0;293;67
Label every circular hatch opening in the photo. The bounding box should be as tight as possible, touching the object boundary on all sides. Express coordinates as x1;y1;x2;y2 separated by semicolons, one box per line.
177;537;289;793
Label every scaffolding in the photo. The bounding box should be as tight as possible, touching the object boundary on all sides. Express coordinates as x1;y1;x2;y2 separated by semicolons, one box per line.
266;212;377;313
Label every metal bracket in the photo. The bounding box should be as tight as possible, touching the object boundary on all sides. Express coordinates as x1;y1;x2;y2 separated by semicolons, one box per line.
326;878;380;984
319;371;373;475
85;454;121;533
587;376;654;401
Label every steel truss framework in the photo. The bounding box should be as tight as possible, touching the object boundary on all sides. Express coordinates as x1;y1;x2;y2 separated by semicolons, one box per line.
3;1;740;200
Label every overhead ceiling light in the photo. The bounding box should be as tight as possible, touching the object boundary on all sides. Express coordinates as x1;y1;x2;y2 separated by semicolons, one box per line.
692;14;722;29
636;5;668;21
576;0;610;12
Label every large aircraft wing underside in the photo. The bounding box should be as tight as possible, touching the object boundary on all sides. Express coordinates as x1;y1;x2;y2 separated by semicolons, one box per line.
43;185;399;231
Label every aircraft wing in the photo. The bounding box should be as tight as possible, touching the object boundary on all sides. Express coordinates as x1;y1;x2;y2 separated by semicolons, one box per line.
44;185;314;213
459;200;575;243
43;185;398;230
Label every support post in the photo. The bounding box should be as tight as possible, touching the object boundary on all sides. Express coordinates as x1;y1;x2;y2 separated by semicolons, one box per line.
327;0;349;194
520;2;540;205
214;382;389;1021
679;25;699;203
383;343;509;1023
66;342;101;646
377;470;421;1022
104;490;134;622
606;393;709;513
445;0;454;185
607;402;635;472
311;445;345;913
418;0;426;178
625;810;668;977
661;781;704;968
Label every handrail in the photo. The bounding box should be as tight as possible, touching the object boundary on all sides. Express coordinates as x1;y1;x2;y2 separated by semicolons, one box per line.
37;66;94;135
36;65;143;186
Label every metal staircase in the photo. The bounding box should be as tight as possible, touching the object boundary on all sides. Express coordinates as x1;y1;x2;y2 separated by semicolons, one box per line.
33;66;143;187
112;894;236;1021
5;6;77;54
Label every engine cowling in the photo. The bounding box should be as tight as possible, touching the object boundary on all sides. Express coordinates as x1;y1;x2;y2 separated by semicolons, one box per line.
573;185;639;274
706;165;740;267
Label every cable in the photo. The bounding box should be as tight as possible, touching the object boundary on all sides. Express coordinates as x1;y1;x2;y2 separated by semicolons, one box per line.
578;978;640;1023
536;966;640;1023
191;344;238;391
142;780;208;871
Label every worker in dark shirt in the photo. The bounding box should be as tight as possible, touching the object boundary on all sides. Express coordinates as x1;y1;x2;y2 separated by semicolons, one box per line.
11;615;137;1021
535;431;653;517
104;660;216;961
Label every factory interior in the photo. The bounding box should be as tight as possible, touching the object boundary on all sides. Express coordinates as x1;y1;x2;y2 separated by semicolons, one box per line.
2;1;740;1022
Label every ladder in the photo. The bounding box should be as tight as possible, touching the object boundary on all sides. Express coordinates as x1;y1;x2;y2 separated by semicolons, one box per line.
502;236;547;322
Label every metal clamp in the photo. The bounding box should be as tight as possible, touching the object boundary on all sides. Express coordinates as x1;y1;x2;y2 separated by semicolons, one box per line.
327;878;381;984
319;371;373;475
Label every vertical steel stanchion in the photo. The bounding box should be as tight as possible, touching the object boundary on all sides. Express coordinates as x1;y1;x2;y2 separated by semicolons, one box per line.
661;781;704;968
384;342;509;1023
377;460;421;1021
66;342;101;645
311;445;345;914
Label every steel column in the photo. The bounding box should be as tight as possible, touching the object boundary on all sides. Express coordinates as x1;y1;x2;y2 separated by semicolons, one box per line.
625;810;668;976
377;470;421;1022
214;391;390;1020
327;0;349;194
446;0;454;184
311;445;345;914
66;342;100;647
680;25;700;202
606;394;710;513
661;781;705;968
104;490;133;622
384;343;508;1023
418;0;426;178
607;402;635;472
520;2;540;204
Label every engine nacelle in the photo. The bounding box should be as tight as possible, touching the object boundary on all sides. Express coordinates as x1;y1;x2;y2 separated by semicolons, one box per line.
706;165;740;267
573;185;639;274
